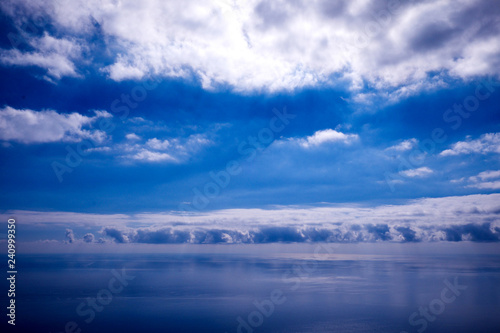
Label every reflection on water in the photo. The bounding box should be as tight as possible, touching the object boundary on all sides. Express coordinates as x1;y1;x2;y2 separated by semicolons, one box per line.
3;249;500;332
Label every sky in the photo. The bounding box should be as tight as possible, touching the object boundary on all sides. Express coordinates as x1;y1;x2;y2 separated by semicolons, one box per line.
0;0;500;246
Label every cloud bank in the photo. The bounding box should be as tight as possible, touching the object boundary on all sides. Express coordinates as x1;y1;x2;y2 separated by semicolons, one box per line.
93;222;500;244
1;0;499;97
5;193;500;244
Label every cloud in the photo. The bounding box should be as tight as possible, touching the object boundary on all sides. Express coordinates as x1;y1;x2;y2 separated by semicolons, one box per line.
146;138;171;150
83;233;95;243
5;193;500;225
0;106;111;144
65;230;98;244
399;167;433;178
386;138;418;152
125;133;141;141
2;0;499;97
104;58;146;81
394;226;418;242
5;193;500;243
98;222;499;244
85;146;111;153
443;223;499;242
466;170;500;190
0;32;84;81
102;227;129;243
288;129;358;148
127;117;147;124
131;149;177;163
123;133;213;163
470;170;500;182
468;181;500;190
65;229;75;243
440;133;500;156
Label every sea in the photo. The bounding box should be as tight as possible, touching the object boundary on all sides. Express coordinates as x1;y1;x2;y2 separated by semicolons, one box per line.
3;243;500;332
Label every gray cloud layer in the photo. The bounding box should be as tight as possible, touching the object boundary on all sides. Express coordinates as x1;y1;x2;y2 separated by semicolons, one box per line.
93;222;500;244
4;194;498;245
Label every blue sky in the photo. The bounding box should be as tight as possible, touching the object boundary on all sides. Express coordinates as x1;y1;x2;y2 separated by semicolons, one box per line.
1;0;500;245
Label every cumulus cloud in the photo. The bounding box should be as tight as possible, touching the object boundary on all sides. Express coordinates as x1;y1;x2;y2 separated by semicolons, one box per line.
65;229;75;243
98;222;500;244
470;170;500;182
442;223;499;242
0;106;111;144
399;167;433;178
125;133;141;141
0;32;84;81
146;138;171;150
466;170;500;190
83;233;95;243
5;193;500;244
131;149;177;163
1;0;499;97
386;138;418;152
279;129;358;149
61;231;100;244
294;129;359;148
440;133;500;156
468;181;500;190
123;133;213;163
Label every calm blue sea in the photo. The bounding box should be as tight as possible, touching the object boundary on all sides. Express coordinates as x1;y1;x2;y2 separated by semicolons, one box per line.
3;246;500;332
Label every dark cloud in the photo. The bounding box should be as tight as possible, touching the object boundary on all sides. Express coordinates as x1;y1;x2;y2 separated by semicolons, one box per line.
395;226;418;242
93;222;500;245
102;227;128;243
444;223;500;242
453;0;500;40
65;229;75;243
83;233;95;243
319;0;347;19
254;0;304;30
410;22;460;52
366;224;391;241
135;228;191;244
253;226;306;243
387;0;500;56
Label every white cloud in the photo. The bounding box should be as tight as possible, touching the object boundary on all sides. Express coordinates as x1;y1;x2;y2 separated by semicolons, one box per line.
183;134;213;150
146;138;171;150
399;167;433;178
0;106;111;144
440;133;500;156
468;181;500;190
85;146;111;153
104;58;146;81
450;177;465;184
470;170;500;182
0;33;83;80
466;170;500;190
386;138;418;152
125;133;141;141
3;193;500;243
292;129;358;148
5;193;500;226
127;117;147;124
146;134;212;153
2;0;499;97
120;133;213;163
132;149;177;162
